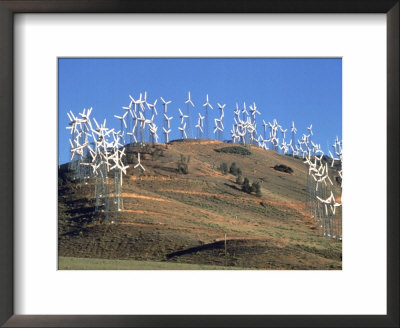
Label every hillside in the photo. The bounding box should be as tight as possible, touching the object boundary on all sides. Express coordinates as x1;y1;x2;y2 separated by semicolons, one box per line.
58;140;342;270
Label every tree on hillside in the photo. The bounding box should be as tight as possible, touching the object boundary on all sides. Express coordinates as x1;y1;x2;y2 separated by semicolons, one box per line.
229;162;237;175
230;162;242;176
236;173;243;185
219;162;228;174
252;181;262;197
177;154;191;174
242;177;252;193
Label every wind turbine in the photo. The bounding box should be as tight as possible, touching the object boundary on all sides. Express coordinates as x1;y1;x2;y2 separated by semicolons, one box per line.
241;102;248;121
148;99;158;116
217;103;225;141
121;100;132;142
178;122;188;139
149;122;159;144
213;118;223;141
196;112;204;139
164;113;173;129
280;127;287;140
213;125;223;140
307;124;313;154
202;94;213;139
160;97;171;113
163;127;172;143
114;111;128;143
329;150;340;167
195;120;203;139
178;108;189;125
134;153;145;171
66;111;79;135
249;102;260;131
290;121;297;155
161;97;172;143
246;119;256;145
129;95;142;143
279;127;287;154
237;126;246;145
127;118;138;144
262;120;268;140
147;99;158;142
137;111;146;144
185;91;195;138
230;125;238;143
307;124;313;136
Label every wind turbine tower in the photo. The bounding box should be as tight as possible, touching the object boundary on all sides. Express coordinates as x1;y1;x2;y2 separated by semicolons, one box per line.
217;103;225;141
203;94;213;139
122;100;132;144
307;124;313;154
196;113;204;139
291;121;297;155
147;98;157;142
185;91;195;139
161;97;171;143
114;111;128;144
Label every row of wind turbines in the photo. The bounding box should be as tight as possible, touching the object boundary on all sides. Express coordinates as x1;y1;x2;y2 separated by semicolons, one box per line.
113;91;325;159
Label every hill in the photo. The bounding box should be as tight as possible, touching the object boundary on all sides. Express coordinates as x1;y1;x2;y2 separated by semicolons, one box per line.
58;140;342;270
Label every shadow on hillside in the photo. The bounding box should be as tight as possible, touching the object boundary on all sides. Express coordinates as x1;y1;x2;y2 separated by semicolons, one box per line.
151;165;178;174
65;205;96;216
223;183;241;192
166;240;226;259
62;212;96;223
59;226;90;237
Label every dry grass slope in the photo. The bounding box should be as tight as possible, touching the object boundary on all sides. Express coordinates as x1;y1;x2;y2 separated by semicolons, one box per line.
58;140;342;270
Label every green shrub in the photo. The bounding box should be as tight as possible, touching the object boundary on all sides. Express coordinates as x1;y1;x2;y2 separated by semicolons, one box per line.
177;154;190;174
252;182;262;197
215;146;251;155
242;177;252;193
229;162;237;174
236;174;243;185
219;162;229;174
273;164;293;174
230;162;243;176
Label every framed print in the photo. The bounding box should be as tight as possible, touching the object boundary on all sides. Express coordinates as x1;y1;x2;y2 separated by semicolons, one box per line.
57;57;343;272
0;0;398;327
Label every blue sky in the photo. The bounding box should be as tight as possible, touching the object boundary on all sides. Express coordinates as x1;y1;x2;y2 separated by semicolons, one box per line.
58;58;342;164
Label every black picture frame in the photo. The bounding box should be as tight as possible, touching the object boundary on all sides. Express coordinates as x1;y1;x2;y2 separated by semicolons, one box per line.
0;1;398;327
